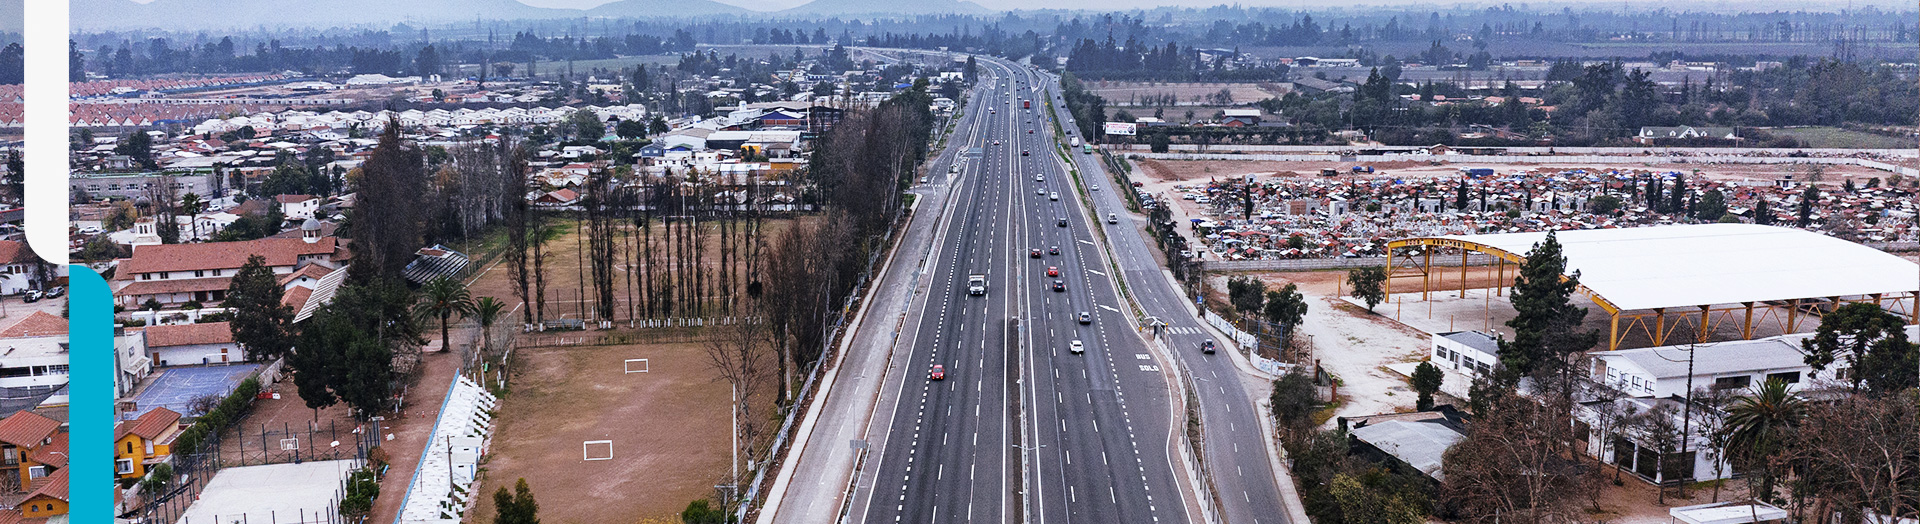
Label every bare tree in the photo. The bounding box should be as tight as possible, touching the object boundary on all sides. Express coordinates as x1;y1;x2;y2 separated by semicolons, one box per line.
1440;389;1582;523
703;308;770;482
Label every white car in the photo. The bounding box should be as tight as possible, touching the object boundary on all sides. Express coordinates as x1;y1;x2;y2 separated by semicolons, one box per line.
1037;188;1046;195
1034;174;1044;182
1069;340;1085;354
1049;192;1060;201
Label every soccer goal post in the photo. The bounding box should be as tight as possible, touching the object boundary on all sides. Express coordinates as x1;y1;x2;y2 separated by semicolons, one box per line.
624;359;649;373
583;440;614;461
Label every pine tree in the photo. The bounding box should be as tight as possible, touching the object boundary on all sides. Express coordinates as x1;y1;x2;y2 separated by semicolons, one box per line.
493;478;540;524
1497;231;1599;384
226;255;293;361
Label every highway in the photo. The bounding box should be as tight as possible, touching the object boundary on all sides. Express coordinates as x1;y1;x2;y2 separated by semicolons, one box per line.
851;58;1198;524
1029;66;1298;524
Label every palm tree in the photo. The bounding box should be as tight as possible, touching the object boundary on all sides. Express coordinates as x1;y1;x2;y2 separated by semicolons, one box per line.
472;296;505;354
1722;378;1806;502
180;192;203;241
415;276;475;354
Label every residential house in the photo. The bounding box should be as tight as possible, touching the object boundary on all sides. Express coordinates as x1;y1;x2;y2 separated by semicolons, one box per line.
142;322;246;367
17;468;65;518
532;189;580;207
0;313;70;405
112;327;151;400
0;241;56;296
1220;109;1262;127
0;410;63;492
110;236;344;308
1636;126;1740;144
274;194;320;221
113;407;180;480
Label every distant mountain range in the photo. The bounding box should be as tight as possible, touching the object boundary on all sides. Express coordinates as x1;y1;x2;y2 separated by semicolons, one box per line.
70;0;998;31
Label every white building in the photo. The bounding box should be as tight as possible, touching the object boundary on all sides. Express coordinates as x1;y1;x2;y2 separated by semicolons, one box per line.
142;321;248;367
0;312;70;396
1431;330;1499;378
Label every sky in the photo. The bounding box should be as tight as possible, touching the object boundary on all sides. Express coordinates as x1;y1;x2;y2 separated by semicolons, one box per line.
519;0;1896;11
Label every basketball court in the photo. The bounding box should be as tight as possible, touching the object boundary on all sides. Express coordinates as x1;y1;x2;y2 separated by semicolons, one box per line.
174;459;357;524
129;363;261;418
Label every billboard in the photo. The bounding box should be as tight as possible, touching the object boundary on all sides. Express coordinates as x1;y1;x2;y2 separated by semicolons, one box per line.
1102;122;1137;136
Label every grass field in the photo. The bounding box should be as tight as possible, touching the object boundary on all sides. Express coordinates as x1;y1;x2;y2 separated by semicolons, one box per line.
1763;127;1915;149
1085;80;1283;108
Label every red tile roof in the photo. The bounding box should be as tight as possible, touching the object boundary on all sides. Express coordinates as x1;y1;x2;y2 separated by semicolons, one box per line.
21;467;65;503
143;322;234;348
117;237;336;277
0;312;67;338
115;407;180;442
280;286;313;310
0;240;38;265
114;277;234;298
275;194;316;204
27;434;65;468
0;411;59;449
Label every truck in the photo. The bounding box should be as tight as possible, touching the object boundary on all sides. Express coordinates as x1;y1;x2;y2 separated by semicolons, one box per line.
968;274;987;296
1083;144;1094;154
1023;99;1031;109
1070;136;1081;147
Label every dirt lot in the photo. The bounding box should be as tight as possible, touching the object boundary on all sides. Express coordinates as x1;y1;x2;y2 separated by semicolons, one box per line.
1085;80;1284;107
466;335;775;523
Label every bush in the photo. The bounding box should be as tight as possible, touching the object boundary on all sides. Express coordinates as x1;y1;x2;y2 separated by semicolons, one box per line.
339;468;380;518
681;499;730;524
173;377;262;454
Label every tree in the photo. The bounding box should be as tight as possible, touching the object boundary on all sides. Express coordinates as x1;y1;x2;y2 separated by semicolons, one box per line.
1800;302;1915;394
1795;184;1819;227
1346;266;1386;312
1753;198;1775;225
680;499;727;524
1149;132;1170;153
348;120;428;282
648;116;670;136
1498;231;1598;385
414;276;476;356
568;109;605;141
1440;390;1582;522
115;129;158;170
473;296;505;353
1270;370;1321;439
1410;361;1444;411
1263;283;1309;339
414;44;441;76
1226;276;1266;314
614;119;646;139
1694;188;1727;222
492;478;540;524
1587;194;1622;214
226;255;294;362
1723;379;1806;503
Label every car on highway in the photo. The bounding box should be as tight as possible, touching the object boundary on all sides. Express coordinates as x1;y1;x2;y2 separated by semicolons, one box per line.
1078;311;1091;324
1049;192;1059;201
930;364;946;380
1034;174;1043;182
1046;266;1059;277
1028;129;1034;133
1069;340;1085;354
1108;213;1119;224
1030;248;1042;258
1036;187;1045;195
1022;150;1029;156
1200;340;1216;354
1051;279;1065;292
1048;246;1060;255
1056;218;1067;227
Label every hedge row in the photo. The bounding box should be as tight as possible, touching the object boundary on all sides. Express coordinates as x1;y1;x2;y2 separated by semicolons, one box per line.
170;377;262;455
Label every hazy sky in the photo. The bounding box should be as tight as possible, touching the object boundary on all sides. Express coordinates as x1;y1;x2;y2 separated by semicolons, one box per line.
519;0;1893;12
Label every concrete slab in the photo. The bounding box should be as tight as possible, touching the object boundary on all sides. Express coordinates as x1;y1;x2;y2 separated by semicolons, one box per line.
176;459;357;524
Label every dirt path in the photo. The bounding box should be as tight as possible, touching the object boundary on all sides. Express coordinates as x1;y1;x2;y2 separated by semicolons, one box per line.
369;349;462;523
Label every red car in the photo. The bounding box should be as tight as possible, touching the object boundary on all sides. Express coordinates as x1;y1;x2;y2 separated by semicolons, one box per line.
1047;266;1059;277
930;364;945;381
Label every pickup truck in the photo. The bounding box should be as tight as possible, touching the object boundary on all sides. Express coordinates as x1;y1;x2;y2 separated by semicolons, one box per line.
968;274;987;296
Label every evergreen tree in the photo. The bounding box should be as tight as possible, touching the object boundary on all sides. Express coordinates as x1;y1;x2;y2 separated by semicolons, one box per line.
1695;189;1727;221
1411;361;1444;411
1346;266;1387;312
226;255;294;362
493;478;540;524
1263;283;1309;339
1795;184;1818;227
1497;231;1599;384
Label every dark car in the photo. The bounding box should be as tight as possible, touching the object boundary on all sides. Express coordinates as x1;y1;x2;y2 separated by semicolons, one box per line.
1048;246;1060;255
1078;311;1091;324
1051;280;1066;292
1030;248;1042;258
1201;340;1216;354
1022;150;1030;156
930;364;946;381
1056;218;1067;227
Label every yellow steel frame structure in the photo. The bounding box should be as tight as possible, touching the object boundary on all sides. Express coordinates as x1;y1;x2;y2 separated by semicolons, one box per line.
1385;237;1920;350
